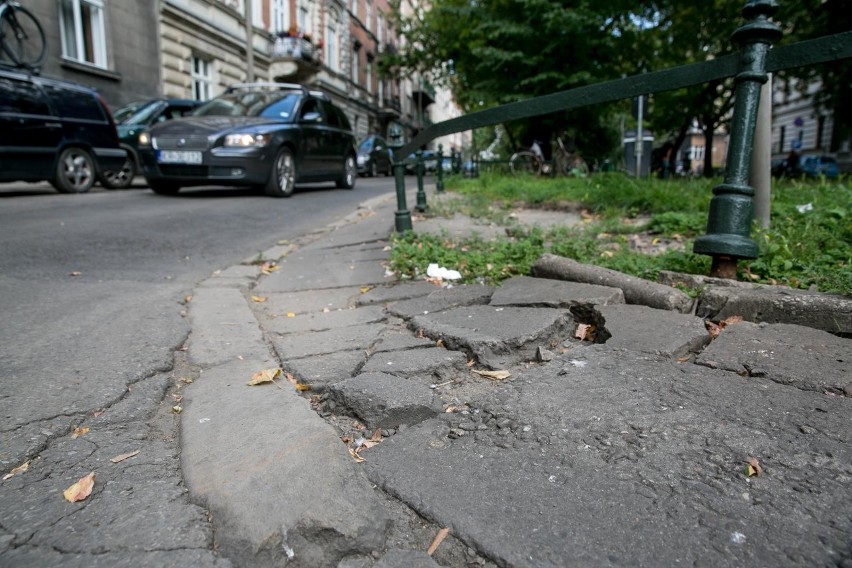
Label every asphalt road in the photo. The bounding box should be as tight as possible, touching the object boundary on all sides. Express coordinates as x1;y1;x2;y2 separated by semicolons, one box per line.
0;178;396;470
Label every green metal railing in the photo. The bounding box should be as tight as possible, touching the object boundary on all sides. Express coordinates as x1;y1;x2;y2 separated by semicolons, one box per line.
390;0;852;278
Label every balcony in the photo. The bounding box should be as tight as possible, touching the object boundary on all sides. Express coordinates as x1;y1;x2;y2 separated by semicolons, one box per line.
380;97;401;117
269;36;320;82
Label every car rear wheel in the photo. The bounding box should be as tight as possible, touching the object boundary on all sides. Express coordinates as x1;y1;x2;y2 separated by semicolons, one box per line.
265;147;295;197
100;155;137;190
53;147;95;193
149;181;181;195
336;154;356;189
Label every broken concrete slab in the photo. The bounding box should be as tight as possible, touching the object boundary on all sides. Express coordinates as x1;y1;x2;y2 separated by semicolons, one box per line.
361;348;469;383
413;213;507;240
411;305;573;369
370;329;437;354
181;359;390;567
280;351;367;388
695;321;852;395
696;285;852;336
489;275;624;308
261;305;386;334
256;254;391;293
596;304;711;359
387;285;494;320
197;265;259;289
357;282;439;306
532;253;693;313
250;286;363;312
271;323;385;359
373;549;443;568
329;372;441;430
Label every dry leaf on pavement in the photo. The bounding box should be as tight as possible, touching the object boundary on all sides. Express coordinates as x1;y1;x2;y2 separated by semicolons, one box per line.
251;295;268;303
427;528;451;556
247;368;281;386
348;447;365;463
746;456;763;477
71;427;89;439
3;461;30;481
63;472;95;502
471;369;511;381
110;450;140;464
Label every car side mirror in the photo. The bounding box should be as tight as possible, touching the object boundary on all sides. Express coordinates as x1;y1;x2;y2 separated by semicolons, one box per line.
301;112;322;123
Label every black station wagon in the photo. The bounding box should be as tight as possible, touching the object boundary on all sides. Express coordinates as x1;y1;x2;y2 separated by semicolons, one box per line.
138;83;357;197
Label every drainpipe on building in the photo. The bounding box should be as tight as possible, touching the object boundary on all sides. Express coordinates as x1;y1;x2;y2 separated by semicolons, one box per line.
245;0;255;82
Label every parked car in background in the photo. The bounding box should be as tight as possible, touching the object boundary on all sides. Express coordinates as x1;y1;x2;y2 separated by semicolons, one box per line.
356;135;392;177
404;150;438;174
138;83;357;197
0;67;126;193
102;99;201;189
799;155;839;179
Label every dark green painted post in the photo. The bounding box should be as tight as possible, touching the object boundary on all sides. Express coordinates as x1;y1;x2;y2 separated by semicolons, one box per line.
393;161;412;232
415;150;428;212
693;0;782;279
436;144;445;194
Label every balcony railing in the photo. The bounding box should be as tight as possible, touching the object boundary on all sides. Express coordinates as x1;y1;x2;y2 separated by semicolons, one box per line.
271;37;316;63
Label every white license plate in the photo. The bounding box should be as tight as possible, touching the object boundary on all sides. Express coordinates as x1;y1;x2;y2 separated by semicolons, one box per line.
158;150;202;164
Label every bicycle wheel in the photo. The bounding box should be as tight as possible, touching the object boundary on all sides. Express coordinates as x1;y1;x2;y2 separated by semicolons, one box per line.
0;4;47;67
510;151;541;175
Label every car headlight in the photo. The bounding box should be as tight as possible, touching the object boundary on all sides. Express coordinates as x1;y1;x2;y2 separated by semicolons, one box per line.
224;133;270;147
138;131;151;146
357;155;367;165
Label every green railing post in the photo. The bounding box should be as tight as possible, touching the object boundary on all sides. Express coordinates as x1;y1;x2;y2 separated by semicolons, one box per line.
693;0;782;279
393;161;412;232
415;150;428;212
436;144;445;194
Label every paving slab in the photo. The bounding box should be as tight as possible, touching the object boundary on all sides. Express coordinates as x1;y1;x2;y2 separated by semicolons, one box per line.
387;285;494;320
282;350;367;388
697;285;852;335
261;305;386;334
271;323;385;359
357;282;439;306
329;372;442;430
197;264;260;289
411;305;574;368
695;321;852;395
361;348;470;383
182;359;389;567
250;286;363;311
370;328;437;353
256;252;392;293
373;549;442;568
597;304;711;359
413;213;507;240
364;346;852;568
489;275;625;307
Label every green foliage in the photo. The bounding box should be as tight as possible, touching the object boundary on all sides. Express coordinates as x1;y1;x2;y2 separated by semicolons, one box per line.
390;174;852;295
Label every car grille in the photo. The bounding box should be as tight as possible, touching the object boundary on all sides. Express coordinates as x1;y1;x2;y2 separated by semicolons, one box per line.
154;135;210;151
159;165;208;177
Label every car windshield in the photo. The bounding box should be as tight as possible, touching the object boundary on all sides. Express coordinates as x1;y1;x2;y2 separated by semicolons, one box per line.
113;100;156;125
192;91;300;120
819;157;837;165
358;139;374;152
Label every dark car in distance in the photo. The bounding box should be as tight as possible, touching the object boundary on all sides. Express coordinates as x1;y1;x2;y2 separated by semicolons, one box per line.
0;66;126;193
102;98;201;189
356;135;392;177
138;83;357;197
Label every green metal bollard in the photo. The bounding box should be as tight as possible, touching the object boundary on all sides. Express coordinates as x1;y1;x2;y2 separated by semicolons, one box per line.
415;150;428;212
436;144;445;194
693;0;782;279
393;161;412;232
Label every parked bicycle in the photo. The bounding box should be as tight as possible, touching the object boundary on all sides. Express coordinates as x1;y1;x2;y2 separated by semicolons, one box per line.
0;0;46;68
509;137;588;177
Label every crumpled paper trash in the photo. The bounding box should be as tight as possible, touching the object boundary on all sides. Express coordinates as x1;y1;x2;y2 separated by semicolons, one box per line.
796;203;813;213
427;263;462;280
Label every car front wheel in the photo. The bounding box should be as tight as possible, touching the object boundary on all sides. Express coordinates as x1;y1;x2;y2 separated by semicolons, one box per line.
265;147;295;197
53;147;95;193
100;155;137;190
336;154;356;189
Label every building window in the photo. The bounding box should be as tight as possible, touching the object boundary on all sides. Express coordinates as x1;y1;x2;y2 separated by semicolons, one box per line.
252;0;263;27
297;0;310;35
272;0;289;34
192;57;213;101
350;0;358;17
351;47;360;85
366;59;372;93
326;11;339;72
59;0;107;68
365;0;372;32
377;12;384;46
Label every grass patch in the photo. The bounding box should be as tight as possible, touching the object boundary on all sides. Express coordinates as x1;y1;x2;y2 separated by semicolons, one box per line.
389;173;851;295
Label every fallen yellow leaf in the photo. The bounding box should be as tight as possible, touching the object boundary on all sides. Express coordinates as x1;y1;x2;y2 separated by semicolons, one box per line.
251;295;268;303
247;368;282;386
63;472;95;502
470;369;511;380
110;450;140;463
348;447;365;463
295;383;311;392
172;405;182;414
359;286;372;294
287;312;296;318
71;427;89;439
68;271;82;277
746;456;763;477
3;460;30;481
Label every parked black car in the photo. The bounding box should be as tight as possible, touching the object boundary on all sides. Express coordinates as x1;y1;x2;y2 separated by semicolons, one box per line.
356;135;392;177
102;99;202;189
138;83;357;197
0;66;126;193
